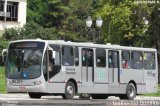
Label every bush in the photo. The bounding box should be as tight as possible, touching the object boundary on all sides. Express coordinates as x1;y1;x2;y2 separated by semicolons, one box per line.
3;28;20;40
0;38;9;54
2;22;59;40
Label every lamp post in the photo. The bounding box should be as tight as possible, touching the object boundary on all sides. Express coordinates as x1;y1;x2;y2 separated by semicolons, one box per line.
86;16;103;43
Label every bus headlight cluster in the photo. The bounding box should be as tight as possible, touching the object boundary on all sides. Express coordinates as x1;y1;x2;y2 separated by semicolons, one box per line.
6;80;12;85
33;81;42;85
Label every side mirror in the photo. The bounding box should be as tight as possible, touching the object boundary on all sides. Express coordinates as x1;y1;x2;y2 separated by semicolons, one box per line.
1;49;8;65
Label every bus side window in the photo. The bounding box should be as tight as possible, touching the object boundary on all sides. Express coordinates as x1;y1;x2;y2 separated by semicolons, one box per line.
108;51;119;68
43;51;48;81
82;49;93;67
131;51;143;69
48;50;53;71
143;52;155;70
75;47;79;66
108;51;113;68
122;51;130;69
62;46;74;66
96;48;106;67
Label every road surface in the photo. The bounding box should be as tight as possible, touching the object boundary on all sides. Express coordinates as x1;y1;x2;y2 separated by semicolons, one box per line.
0;94;160;106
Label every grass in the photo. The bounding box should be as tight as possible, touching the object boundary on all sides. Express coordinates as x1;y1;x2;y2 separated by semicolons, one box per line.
0;66;6;93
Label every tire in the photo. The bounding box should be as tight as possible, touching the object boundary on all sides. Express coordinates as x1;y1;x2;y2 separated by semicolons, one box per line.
29;92;41;99
91;94;108;99
120;83;136;100
126;83;136;100
62;81;75;99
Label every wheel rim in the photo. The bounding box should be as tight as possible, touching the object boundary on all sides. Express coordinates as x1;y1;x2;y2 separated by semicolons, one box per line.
67;86;73;95
128;86;134;98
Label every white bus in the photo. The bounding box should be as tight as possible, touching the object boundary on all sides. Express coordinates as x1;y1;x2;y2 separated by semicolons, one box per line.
1;39;158;100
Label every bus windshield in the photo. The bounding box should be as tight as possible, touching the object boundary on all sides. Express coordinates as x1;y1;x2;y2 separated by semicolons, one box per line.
6;42;45;79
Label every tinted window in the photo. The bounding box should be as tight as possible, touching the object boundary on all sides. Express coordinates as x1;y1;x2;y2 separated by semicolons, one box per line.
122;51;130;69
43;51;47;81
96;49;106;67
131;51;143;69
75;47;79;66
108;51;119;68
82;49;93;67
62;46;74;66
143;52;155;70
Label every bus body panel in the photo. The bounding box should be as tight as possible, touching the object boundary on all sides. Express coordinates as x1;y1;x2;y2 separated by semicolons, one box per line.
3;39;158;98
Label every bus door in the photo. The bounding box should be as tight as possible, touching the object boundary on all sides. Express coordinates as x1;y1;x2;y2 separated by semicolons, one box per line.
108;50;120;86
81;48;94;86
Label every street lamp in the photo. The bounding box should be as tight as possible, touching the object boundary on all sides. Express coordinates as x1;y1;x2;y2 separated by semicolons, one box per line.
86;16;103;43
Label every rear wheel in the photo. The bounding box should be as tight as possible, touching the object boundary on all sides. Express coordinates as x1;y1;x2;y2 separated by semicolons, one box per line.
62;81;75;99
119;83;136;100
126;83;136;100
29;92;41;99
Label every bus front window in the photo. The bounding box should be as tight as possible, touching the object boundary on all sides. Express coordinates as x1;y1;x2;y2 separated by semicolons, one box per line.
6;42;44;79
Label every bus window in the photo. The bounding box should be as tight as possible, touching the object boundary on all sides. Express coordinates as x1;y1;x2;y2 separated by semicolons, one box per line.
48;50;53;72
82;49;93;67
143;52;155;70
43;51;47;81
108;50;119;68
48;45;61;79
131;51;143;69
75;47;79;66
62;46;74;66
122;51;130;69
96;49;106;67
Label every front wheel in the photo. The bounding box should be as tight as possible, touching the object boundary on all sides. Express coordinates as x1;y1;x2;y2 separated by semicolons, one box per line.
62;81;75;99
29;92;41;99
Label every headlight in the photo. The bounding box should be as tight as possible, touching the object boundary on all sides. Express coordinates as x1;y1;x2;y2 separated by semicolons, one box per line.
33;81;42;85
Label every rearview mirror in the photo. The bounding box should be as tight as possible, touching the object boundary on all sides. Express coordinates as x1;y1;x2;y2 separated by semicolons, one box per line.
1;49;8;65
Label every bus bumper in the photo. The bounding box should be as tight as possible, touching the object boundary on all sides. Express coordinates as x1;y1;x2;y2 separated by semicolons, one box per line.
6;83;47;93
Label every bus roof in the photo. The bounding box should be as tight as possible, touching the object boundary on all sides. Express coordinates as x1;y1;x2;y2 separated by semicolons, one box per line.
9;39;157;52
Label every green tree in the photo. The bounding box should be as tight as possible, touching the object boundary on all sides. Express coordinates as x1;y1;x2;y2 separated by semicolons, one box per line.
148;5;160;82
45;0;70;28
97;0;134;44
2;22;58;40
0;38;9;54
59;0;93;41
96;0;152;46
27;0;48;26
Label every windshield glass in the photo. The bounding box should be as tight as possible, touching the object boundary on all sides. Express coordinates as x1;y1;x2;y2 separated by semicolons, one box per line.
6;42;45;79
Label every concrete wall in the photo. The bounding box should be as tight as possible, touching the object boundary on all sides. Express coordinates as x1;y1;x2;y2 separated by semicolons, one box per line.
0;0;26;30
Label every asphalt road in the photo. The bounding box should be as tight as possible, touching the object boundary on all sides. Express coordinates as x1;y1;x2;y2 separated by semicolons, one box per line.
0;94;160;106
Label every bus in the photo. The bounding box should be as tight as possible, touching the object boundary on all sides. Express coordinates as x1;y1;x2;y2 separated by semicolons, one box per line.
1;39;158;100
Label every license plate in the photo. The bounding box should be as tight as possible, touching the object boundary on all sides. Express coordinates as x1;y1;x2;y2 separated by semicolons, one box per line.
19;86;26;91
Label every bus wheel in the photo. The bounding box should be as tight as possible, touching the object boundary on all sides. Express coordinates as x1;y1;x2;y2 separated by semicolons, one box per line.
126;83;136;100
62;81;75;99
29;92;41;99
